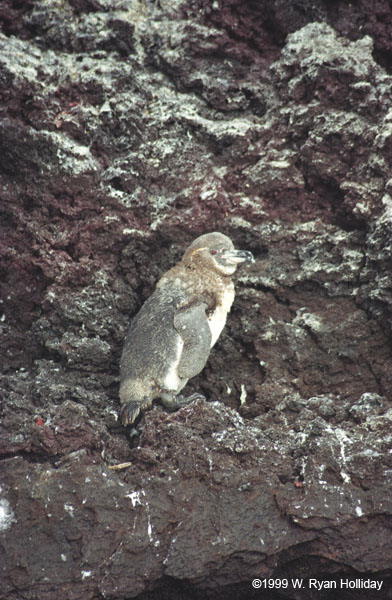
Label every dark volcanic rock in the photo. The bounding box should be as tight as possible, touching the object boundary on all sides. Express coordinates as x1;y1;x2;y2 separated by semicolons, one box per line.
1;1;392;599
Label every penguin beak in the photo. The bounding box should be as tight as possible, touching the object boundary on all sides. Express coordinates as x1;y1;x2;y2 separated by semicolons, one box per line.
221;249;255;265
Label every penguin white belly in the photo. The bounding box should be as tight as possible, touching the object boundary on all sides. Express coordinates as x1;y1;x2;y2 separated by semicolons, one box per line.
163;335;185;391
208;286;235;347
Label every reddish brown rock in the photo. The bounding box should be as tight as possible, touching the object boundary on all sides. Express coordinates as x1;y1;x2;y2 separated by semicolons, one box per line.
1;1;392;599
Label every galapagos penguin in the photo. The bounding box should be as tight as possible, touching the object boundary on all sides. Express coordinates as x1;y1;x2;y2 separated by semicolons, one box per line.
119;232;254;425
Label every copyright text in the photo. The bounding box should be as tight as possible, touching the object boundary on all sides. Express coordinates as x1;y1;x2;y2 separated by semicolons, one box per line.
251;578;383;591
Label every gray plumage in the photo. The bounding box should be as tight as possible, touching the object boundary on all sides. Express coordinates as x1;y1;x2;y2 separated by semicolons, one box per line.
119;232;254;425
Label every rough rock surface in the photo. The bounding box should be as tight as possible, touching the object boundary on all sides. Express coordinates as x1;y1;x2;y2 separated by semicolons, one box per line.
1;1;392;599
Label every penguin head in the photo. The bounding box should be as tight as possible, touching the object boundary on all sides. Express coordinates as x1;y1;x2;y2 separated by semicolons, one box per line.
183;232;254;276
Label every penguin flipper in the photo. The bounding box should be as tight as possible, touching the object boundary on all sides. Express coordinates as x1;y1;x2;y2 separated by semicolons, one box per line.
174;302;212;379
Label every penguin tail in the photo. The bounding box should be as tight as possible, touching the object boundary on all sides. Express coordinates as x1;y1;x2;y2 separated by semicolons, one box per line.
120;398;153;426
121;401;141;426
119;379;154;426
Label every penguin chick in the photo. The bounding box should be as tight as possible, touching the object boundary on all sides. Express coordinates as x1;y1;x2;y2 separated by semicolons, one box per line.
119;232;254;426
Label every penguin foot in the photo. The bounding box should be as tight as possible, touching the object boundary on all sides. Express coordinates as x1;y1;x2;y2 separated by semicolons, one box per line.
161;391;206;411
177;392;206;407
121;399;151;426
